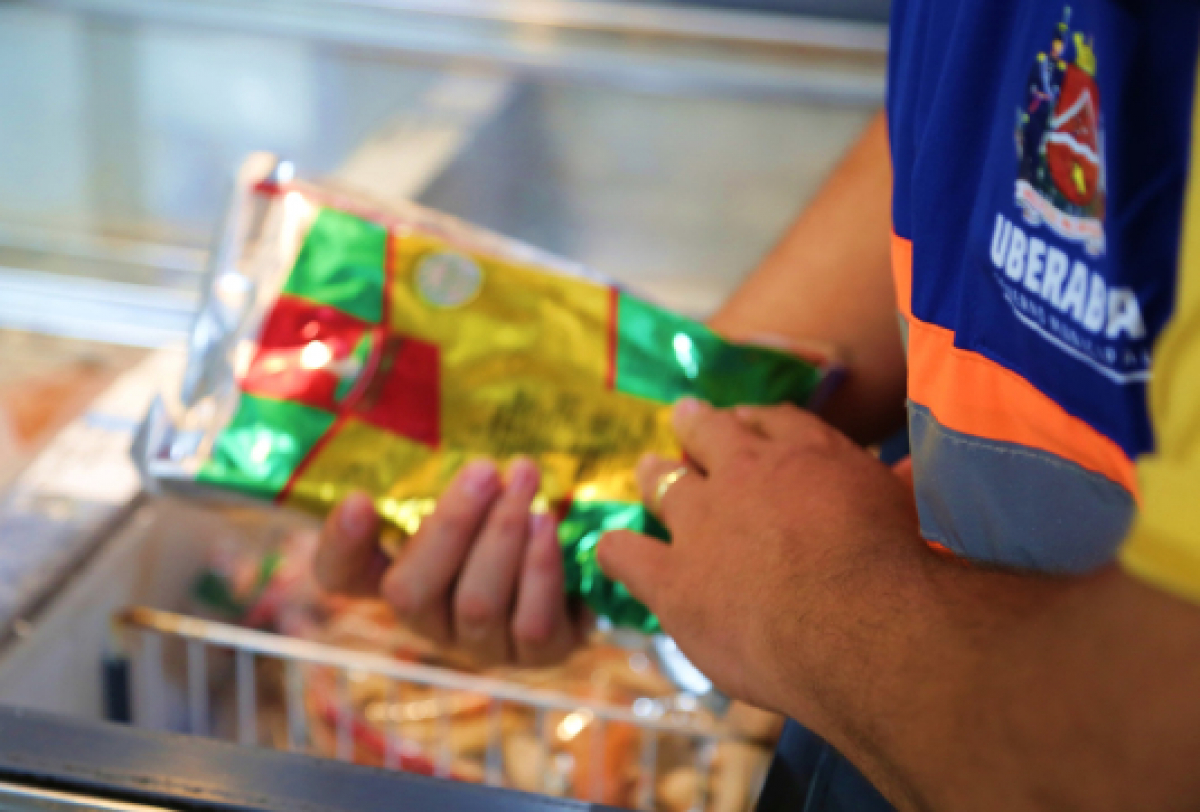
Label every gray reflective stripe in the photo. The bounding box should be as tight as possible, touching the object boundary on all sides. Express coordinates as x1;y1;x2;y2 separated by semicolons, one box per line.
909;402;1135;573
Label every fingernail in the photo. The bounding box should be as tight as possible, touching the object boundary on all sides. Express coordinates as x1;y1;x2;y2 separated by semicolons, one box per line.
460;461;498;498
339;493;375;539
595;532;619;571
508;458;539;494
674;397;702;422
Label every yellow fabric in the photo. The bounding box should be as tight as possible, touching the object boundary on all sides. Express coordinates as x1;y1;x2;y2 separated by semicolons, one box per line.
1119;76;1200;604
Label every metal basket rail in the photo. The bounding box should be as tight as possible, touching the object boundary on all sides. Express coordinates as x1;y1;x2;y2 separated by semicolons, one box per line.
116;606;732;811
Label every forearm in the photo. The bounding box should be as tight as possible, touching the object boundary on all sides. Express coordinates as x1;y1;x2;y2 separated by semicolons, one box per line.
710;111;905;445
789;547;1200;812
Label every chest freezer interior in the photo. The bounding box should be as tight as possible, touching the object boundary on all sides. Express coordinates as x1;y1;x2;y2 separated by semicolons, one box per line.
0;353;782;812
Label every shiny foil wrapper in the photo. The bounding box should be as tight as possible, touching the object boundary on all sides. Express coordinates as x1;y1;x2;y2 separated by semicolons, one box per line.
137;154;828;632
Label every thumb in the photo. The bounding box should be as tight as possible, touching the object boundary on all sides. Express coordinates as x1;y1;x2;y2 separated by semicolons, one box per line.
315;492;386;596
596;530;672;610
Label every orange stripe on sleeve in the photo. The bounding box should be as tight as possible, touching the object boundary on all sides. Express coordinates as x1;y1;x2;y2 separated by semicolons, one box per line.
892;233;1138;496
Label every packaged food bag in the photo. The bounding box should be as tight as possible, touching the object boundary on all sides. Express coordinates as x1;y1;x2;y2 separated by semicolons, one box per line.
137;154;829;632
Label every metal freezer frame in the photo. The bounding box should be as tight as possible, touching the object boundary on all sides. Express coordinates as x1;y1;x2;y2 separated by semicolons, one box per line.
0;706;617;812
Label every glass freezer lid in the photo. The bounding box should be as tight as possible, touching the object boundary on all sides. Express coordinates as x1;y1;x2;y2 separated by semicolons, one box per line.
0;0;880;345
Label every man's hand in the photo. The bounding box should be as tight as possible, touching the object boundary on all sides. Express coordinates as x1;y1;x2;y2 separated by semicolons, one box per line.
597;399;923;720
315;459;587;667
598;400;1200;812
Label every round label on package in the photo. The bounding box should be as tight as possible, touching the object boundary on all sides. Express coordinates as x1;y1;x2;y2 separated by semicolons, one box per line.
415;251;483;309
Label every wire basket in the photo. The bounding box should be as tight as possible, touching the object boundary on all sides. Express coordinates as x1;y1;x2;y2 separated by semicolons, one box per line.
115;606;763;812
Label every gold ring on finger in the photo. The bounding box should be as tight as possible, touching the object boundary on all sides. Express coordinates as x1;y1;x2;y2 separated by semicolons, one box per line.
653;466;691;515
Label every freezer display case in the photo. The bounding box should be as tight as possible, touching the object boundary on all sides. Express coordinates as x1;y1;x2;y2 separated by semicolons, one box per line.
0;0;884;808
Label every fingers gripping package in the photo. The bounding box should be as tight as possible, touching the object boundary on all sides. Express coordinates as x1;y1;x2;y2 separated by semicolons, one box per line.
137;154;826;633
